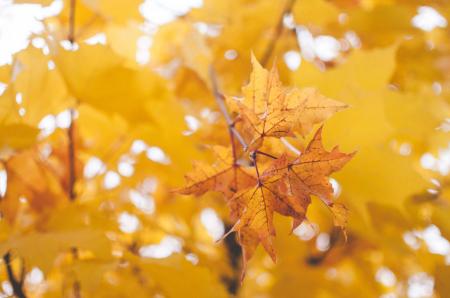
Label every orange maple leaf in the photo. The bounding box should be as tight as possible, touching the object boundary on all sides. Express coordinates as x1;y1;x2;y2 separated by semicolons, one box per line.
273;126;355;230
222;126;354;279
229;54;347;150
176;146;256;199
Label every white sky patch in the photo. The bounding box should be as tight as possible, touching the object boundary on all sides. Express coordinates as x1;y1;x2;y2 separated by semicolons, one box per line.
129;189;155;214
296;26;316;61
1;281;13;297
185;253;199;265
224;49;238;60
39;143;52;159
18;107;26;116
0;0;62;65
316;233;330;251
0;169;7;197
329;178;341;198
118;160;134;177
421;225;450;256
376;267;397;287
200;208;225;241
38;114;57;137
139;177;158;194
314;35;341;62
412;6;447;32
0;82;7;95
31;36;45;48
55;109;72;129
26;267;44;285
283;50;301;71
85;33;107;45
432;81;442;95
47;60;55;70
194;22;221;37
200;107;219;123
399;142;412;156
118;211;140;233
283;13;295;29
60;39;79;51
420;145;450;175
130;139;148;155
84;156;105;179
407;272;434;298
437;119;450;132
344;31;361;49
184;115;200;135
403;231;421;250
140;0;203;26
293;221;317;241
146;146;171;164
296;26;342;62
136;35;152;64
139;235;183;259
15;92;22;104
404;225;450;259
380;293;397;298
103;170;121;189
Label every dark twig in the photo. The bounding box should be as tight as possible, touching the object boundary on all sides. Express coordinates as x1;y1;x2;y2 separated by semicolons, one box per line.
260;0;297;67
250;151;261;182
68;0;76;44
221;224;242;295
67;0;77;200
68;108;76;200
3;252;27;298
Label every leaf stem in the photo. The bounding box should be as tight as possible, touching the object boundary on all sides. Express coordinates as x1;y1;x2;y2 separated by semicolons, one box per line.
2;252;27;298
255;150;278;159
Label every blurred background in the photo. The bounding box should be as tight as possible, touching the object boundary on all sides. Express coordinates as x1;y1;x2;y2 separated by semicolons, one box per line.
0;0;449;297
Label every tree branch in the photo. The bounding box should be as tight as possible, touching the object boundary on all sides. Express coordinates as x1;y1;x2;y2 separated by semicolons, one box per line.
68;108;76;200
2;252;27;298
209;65;248;160
67;0;77;200
68;0;76;44
260;0;297;67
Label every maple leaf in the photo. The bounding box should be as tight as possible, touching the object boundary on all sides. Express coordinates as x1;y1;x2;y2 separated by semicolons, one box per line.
176;146;256;199
231;54;348;150
282;126;355;229
222;126;354;276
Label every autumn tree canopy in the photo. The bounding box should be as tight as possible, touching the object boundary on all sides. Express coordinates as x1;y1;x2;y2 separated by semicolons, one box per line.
0;0;449;297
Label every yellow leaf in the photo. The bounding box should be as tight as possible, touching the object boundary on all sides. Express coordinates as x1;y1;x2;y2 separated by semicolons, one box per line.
55;44;169;122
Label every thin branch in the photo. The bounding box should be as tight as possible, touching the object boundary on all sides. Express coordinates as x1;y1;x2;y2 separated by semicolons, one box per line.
221;223;242;295
260;0;297;67
68;108;76;200
209;65;248;157
250;151;261;182
2;252;27;298
281;137;301;155
67;0;77;200
68;0;76;43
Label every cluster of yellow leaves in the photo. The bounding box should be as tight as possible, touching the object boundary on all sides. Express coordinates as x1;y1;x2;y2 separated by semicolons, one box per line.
0;0;449;297
178;55;355;277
